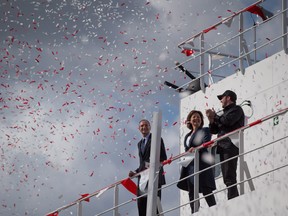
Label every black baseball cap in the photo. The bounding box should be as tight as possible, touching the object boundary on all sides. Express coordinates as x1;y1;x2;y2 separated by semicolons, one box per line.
217;90;237;102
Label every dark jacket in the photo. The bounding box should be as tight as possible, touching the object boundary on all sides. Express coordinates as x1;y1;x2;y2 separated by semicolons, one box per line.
177;127;216;192
135;133;167;191
209;103;245;154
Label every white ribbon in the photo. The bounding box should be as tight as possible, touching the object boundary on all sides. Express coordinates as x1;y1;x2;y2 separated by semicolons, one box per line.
96;187;109;198
139;168;150;193
178;152;194;167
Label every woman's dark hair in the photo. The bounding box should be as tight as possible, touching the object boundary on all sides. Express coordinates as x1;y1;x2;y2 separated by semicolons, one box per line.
186;110;204;130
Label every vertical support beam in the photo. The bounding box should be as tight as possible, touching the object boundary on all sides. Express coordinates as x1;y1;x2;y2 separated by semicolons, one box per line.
238;130;245;195
200;33;205;92
147;111;162;216
282;0;288;54
77;202;82;216
193;149;200;213
243;161;255;192
253;23;257;63
239;12;245;74
113;185;119;216
208;54;214;85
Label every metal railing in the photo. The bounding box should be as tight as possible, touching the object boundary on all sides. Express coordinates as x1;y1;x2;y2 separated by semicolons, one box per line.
46;107;288;216
170;0;288;92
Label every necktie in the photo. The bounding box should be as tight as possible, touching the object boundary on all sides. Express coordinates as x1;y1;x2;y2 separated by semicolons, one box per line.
141;138;146;153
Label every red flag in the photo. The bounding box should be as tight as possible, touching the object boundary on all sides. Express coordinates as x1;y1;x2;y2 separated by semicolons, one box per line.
260;6;274;20
46;212;58;216
203;25;217;33
121;178;137;195
245;5;273;21
80;193;90;202
181;49;194;56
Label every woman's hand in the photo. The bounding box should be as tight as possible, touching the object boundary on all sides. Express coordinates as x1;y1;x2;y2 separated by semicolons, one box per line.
188;147;194;153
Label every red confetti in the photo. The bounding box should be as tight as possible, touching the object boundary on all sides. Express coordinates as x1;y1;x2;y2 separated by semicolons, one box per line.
36;47;43;52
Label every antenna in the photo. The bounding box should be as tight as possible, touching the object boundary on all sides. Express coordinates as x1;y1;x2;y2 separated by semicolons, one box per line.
175;62;196;80
163;81;182;92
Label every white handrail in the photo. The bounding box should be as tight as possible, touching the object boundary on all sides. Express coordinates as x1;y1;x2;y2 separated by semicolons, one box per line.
177;0;264;48
171;0;287;93
94;133;286;216
83;108;288;216
176;31;288;91
161;161;288;215
46;107;288;216
174;6;288;91
160;135;288;195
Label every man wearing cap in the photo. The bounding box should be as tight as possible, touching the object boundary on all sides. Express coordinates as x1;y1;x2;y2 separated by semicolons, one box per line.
206;90;245;200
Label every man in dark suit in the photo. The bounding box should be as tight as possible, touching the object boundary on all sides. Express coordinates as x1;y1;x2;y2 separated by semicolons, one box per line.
129;119;167;216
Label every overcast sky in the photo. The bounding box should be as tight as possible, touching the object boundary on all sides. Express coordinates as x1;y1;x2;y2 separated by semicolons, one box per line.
0;0;281;215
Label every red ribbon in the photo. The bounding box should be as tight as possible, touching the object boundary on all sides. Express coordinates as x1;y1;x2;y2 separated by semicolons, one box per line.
203;25;217;33
121;178;137;195
202;140;215;148
80;193;90;202
162;158;172;166
249;119;262;127
47;212;58;216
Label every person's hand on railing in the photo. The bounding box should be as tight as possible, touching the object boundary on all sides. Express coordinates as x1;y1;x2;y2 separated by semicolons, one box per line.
128;171;136;178
188;147;195;153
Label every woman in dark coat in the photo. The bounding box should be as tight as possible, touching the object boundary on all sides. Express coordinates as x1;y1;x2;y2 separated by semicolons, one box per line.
177;110;216;213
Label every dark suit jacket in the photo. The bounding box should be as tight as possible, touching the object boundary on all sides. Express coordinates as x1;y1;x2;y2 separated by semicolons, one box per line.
177;128;216;192
209;103;245;154
135;133;167;191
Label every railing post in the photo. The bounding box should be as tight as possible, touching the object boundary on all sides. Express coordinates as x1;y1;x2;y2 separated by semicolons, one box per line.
208;54;214;85
77;202;82;216
282;0;288;54
253;23;257;63
147;111;162;216
200;33;205;92
239;12;245;74
193;149;200;213
239;129;245;195
113;184;119;216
